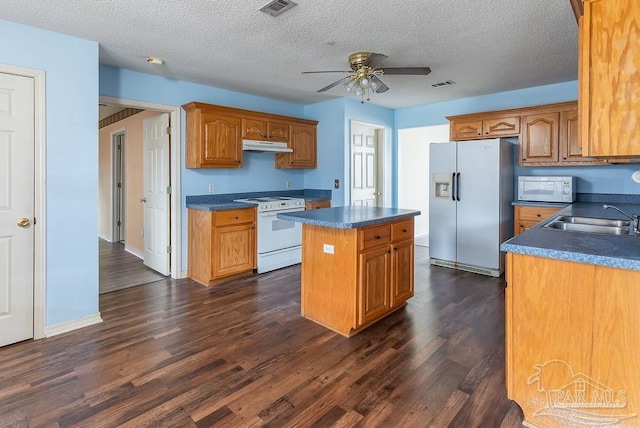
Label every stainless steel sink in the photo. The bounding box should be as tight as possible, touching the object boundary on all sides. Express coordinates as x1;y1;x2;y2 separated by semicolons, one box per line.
542;215;632;235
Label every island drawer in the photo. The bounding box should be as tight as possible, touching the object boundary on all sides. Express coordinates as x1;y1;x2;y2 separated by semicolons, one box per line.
216;208;256;226
391;219;414;242
359;224;391;250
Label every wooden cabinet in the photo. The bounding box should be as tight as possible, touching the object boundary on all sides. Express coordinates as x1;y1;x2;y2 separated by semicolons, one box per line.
450;116;520;140
301;217;415;337
276;123;317;169
513;205;562;235
304;199;331;210
184;103;243;168
183;101;318;169
242;118;290;142
580;0;640;158
520;112;560;164
505;253;640;427
188;207;256;286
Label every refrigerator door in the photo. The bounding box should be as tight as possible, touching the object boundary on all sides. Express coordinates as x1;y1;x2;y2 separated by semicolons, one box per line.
429;142;457;262
456;139;501;269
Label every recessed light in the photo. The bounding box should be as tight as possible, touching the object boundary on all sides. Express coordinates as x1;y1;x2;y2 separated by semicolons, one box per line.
145;57;164;65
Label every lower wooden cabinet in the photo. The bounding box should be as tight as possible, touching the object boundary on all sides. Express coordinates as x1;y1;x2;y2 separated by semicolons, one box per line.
514;205;562;235
188;207;256;286
301;217;415;337
304;199;331;210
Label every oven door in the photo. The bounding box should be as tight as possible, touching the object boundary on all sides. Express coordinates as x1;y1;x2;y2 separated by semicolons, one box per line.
257;207;304;254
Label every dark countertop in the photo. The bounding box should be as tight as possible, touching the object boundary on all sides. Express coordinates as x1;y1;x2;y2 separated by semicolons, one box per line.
501;202;640;270
187;202;255;211
186;189;332;211
277;206;421;229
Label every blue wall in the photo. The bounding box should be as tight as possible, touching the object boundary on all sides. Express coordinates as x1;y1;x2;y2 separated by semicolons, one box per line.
395;81;640;202
0;19;99;326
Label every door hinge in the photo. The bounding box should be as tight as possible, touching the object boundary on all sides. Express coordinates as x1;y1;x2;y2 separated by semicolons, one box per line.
166;185;172;195
166;126;171;135
117;221;121;226
117;182;122;188
166;245;172;254
117;143;122;150
33;217;36;225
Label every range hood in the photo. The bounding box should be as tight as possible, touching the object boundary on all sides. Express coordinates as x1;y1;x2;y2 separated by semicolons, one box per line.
242;139;292;153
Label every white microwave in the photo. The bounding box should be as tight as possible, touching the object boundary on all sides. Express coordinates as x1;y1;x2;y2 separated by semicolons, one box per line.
518;176;576;203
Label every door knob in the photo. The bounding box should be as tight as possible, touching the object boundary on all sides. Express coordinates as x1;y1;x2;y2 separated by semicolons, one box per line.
140;197;147;203
373;192;381;196
17;217;30;228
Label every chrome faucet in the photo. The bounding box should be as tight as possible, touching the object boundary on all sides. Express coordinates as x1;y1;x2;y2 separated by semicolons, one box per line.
603;204;640;234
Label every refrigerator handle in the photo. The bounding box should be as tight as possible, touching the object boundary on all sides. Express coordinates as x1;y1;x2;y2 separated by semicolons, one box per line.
456;172;461;201
451;173;456;201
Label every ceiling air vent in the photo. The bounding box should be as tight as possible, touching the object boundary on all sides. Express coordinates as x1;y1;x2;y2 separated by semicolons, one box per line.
260;0;298;17
431;80;456;88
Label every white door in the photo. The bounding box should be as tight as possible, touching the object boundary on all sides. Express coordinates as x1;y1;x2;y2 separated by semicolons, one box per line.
351;124;379;206
142;113;170;275
0;72;34;347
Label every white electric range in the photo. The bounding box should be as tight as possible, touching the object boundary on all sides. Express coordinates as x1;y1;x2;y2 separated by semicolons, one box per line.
233;196;305;273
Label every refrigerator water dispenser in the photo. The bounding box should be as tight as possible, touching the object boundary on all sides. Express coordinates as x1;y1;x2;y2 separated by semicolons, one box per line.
433;173;451;198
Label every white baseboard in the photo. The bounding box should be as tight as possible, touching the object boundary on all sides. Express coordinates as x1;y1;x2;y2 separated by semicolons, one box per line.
98;234;112;242
45;312;103;338
179;270;188;279
125;245;144;259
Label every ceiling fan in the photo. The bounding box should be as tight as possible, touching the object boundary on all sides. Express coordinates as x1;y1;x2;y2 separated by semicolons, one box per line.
302;52;431;102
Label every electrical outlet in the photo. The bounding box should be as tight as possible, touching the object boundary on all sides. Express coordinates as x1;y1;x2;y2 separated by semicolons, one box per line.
323;244;334;254
286;180;290;188
334;179;340;189
208;183;215;192
140;229;144;238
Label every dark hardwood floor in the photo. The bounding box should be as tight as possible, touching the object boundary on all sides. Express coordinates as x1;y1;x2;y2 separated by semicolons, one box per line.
0;246;525;427
99;239;166;294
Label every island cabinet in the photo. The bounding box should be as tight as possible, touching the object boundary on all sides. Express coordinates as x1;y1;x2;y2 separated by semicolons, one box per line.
301;217;414;337
505;253;640;427
580;0;640;158
513;206;562;235
183;101;318;169
188;207;256;286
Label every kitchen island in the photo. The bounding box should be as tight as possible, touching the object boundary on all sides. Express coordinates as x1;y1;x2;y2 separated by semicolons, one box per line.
278;206;421;337
500;202;640;428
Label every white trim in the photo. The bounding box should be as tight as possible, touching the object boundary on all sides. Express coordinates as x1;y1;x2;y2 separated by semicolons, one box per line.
180;270;188;279
98;233;112;242
0;62;47;341
347;120;389;207
99;96;182;280
124;245;144;259
44;313;103;338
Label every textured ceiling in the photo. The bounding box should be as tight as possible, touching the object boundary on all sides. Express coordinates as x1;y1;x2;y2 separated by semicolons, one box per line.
0;0;579;109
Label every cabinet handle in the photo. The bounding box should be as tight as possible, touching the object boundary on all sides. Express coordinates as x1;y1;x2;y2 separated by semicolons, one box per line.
394;247;398;251
563;157;567;160
402;229;407;233
235;216;239;219
485;132;489;134
387;250;391;254
536;214;541;217
375;235;381;239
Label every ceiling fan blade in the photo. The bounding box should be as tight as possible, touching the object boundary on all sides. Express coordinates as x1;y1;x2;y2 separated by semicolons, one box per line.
317;76;352;92
301;70;351;74
380;67;432;76
364;53;389;70
371;75;389;93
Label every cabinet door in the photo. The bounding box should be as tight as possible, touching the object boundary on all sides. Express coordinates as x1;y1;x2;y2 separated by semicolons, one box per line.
213;223;255;278
390;239;414;308
560;109;582;162
267;121;290;142
201;112;243;168
520;113;560;164
581;0;640;157
358;247;390;326
514;206;561;236
451;120;483;140
483;116;520;137
242;118;267;140
276;123;317;169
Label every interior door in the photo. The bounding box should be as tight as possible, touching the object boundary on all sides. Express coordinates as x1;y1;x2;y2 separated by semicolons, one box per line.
0;72;35;347
350;124;379;206
142;113;170;275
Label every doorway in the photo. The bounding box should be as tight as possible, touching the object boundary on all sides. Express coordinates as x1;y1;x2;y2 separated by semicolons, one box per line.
349;121;386;207
112;131;125;243
98;96;182;287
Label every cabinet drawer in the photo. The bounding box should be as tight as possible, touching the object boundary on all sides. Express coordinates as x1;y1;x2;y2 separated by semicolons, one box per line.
359;224;391;251
216;208;255;226
391;219;414;242
517;206;561;222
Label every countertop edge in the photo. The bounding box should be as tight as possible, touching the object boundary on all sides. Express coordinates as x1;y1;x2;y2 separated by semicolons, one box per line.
277;210;420;229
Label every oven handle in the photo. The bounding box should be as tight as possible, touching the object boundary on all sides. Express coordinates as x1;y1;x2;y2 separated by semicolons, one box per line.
260;208;305;217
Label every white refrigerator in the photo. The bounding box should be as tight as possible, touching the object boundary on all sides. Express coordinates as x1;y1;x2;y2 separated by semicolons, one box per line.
428;138;513;277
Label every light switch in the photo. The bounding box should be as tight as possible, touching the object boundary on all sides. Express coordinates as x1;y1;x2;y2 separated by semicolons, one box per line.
323;244;334;254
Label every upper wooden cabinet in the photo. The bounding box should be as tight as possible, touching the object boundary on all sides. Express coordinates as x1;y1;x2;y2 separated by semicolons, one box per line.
580;0;640;158
183;102;318;169
450;116;520;140
184;103;243;168
276;123;317;169
242;118;290;142
520;113;560;164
